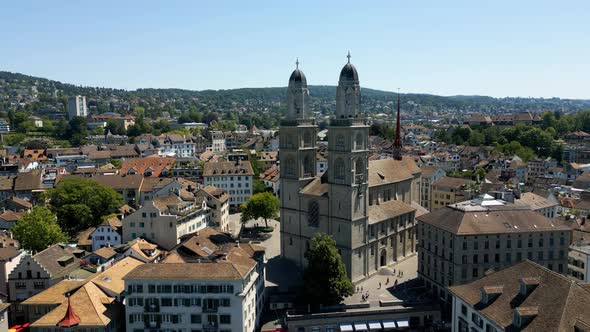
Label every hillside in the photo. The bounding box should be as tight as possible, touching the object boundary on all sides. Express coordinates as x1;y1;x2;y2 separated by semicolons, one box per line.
1;71;590;123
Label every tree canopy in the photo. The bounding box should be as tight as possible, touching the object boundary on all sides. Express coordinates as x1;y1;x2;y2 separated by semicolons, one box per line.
45;177;124;235
12;206;68;252
299;233;354;309
240;192;279;228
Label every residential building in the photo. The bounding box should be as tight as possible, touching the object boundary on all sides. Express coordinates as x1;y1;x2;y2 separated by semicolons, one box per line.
417;195;572;303
22;256;143;331
90;216;123;251
124;229;266;332
420;165;445;211
279;58;421;283
0;247;23;296
449;260;590;332
210;130;226;152
8;244;92;323
122;194;209;250
0;120;9;133
90;174;144;207
568;243;590;283
196;185;230;232
430;176;474;210
67;95;87;119
203;160;254;208
514;191;559;219
118;238;161;263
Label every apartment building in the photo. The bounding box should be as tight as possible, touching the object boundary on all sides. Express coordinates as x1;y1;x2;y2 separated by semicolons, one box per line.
449;260;590;332
203;160;254;208
416;196;571;303
430;176;473;210
122;194;209;250
420;165;445;211
7;244;91;323
196;185;230;232
514;191;559;219
210;130;226;152
22;257;143;331
67;95;87;119
568;243;590;283
124;229;266;332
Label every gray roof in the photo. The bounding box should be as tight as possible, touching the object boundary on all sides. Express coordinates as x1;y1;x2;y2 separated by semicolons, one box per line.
339;62;359;82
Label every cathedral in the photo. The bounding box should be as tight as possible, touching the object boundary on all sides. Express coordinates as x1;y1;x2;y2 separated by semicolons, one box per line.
279;55;422;283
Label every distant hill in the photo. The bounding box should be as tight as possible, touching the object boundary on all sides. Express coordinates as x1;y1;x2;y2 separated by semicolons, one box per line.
2;70;590;116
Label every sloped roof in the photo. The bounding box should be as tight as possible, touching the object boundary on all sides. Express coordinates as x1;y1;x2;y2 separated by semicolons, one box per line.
417;203;569;235
449;260;590;331
368;200;416;224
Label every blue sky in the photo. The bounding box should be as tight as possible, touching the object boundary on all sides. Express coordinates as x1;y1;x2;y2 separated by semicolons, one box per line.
1;1;588;98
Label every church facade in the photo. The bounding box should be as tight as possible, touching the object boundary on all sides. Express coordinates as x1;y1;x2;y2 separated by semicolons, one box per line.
279;56;422;283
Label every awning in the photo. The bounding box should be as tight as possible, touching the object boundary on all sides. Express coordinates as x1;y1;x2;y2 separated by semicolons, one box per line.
381;320;396;329
368;321;382;330
340;323;354;332
396;319;409;328
354;323;368;331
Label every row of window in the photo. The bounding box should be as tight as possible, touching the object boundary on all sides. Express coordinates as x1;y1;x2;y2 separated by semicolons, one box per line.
127;284;234;294
128;313;231;325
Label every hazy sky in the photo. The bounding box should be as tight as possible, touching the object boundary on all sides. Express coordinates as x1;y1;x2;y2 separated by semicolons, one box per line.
1;1;588;98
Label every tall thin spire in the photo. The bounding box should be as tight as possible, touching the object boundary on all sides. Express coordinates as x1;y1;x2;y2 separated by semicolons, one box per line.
393;90;402;160
296;58;299;69
347;51;351;63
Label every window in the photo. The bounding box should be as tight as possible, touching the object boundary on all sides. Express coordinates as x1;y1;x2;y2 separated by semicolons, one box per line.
308;201;320;227
355;132;364;150
220;315;231;324
284;157;295;177
336;135;345;150
354;158;365;184
334;158;345;182
461;304;468;316
191;314;201;324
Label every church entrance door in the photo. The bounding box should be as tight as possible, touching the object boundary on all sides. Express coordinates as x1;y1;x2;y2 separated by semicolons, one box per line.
380;250;386;267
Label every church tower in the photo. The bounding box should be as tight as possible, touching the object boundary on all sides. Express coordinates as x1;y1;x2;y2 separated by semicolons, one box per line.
327;53;370;280
279;60;318;264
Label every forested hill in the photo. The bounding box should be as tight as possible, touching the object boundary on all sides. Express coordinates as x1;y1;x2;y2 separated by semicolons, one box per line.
2;70;590;116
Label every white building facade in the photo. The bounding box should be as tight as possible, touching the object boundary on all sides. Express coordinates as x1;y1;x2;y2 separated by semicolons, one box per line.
67;95;88;119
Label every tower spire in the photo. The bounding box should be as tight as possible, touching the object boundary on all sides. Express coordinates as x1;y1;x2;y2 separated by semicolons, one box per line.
296;58;299;69
347;51;351;63
58;293;81;327
393;89;402;160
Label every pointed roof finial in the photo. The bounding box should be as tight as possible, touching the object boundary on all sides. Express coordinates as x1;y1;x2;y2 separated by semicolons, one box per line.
58;293;81;327
296;58;299;69
347;51;351;63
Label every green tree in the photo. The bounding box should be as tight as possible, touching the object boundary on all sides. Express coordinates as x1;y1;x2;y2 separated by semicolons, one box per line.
45;177;124;234
12;206;68;252
240;192;279;228
299;233;354;309
253;179;268;194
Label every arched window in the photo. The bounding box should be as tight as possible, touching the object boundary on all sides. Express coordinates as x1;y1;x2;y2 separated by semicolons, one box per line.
355;158;365;184
336;135;345;151
308;201;320;227
355;132;364;150
334;158;345;182
284;157;296;177
303;155;313;177
303;131;312;148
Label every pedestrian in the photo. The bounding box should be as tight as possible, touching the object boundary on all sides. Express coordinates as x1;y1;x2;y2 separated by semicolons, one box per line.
378;282;381;289
386;277;389;285
361;286;363;292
